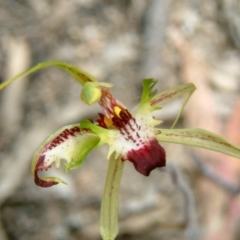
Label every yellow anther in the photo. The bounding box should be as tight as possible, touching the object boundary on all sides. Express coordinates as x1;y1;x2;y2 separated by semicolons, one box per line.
104;116;113;127
113;106;122;118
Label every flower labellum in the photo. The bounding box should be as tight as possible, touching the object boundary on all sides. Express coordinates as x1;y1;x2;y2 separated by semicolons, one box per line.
95;102;166;176
127;138;165;176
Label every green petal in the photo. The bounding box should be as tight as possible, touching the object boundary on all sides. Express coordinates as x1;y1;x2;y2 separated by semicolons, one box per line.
151;83;196;107
0;61;98;91
156;128;240;159
151;83;196;128
32;124;100;187
100;154;125;240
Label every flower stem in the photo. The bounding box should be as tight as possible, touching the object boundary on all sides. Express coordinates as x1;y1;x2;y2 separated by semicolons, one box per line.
100;155;125;240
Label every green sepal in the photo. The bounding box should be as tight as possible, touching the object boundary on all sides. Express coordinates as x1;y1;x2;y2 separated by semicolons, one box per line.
156;128;240;159
0;61;98;91
100;154;125;240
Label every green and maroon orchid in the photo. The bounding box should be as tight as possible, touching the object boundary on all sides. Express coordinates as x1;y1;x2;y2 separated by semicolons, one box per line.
1;61;240;240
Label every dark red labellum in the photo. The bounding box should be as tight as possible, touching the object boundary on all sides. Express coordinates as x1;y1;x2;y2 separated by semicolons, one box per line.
126;138;166;176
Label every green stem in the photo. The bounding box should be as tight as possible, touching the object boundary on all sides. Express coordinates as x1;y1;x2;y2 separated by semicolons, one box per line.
100;155;125;240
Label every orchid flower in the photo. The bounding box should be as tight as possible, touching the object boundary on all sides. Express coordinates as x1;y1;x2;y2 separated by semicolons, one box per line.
1;61;240;240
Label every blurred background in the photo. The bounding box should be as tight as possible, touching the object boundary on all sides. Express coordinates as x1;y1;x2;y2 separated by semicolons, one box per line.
0;0;240;239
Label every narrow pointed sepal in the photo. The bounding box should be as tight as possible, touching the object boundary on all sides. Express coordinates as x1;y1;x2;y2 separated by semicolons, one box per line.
150;83;196;108
100;154;125;240
156;128;240;159
0;61;99;91
32;124;100;187
151;83;196;128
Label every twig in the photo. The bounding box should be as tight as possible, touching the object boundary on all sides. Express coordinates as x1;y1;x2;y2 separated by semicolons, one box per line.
0;37;31;136
190;151;240;195
140;0;171;79
165;163;201;240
